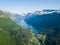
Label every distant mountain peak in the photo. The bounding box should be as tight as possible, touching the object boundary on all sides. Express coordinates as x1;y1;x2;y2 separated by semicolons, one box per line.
26;9;60;16
42;9;57;12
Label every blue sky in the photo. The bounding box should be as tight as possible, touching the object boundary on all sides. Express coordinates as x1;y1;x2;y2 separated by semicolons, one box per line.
0;0;60;14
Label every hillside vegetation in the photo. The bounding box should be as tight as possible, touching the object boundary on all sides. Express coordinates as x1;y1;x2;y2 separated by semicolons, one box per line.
0;10;40;45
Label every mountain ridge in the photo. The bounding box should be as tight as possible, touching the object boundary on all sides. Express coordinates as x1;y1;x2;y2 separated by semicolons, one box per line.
0;10;40;45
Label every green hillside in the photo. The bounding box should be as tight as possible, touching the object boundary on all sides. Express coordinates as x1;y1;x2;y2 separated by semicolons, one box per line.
0;11;40;45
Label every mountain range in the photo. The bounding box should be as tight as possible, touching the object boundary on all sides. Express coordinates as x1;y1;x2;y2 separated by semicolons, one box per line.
0;10;40;45
24;9;60;45
0;9;60;45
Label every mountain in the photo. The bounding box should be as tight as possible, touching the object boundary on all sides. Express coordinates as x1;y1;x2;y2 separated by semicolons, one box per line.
1;9;60;45
0;10;40;45
24;9;60;45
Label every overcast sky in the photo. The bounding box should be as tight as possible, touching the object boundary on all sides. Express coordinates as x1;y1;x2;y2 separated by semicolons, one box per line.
0;0;60;14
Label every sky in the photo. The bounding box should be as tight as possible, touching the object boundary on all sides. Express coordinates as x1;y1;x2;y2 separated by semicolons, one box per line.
0;0;60;14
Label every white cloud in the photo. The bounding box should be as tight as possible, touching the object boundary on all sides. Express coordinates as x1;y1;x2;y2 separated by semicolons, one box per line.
1;8;24;15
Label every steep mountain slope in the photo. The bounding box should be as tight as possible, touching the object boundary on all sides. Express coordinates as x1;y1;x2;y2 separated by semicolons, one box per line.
0;10;40;45
0;10;18;45
25;10;60;45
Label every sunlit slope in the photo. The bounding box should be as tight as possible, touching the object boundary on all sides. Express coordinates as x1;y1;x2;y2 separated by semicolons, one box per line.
0;10;40;45
0;11;19;45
